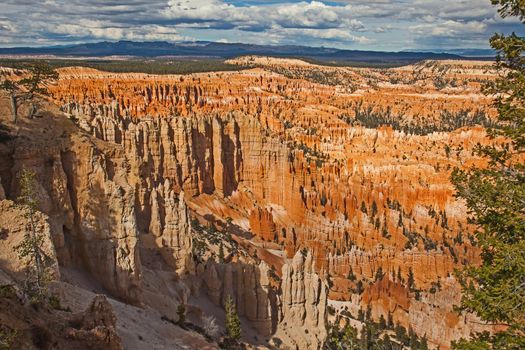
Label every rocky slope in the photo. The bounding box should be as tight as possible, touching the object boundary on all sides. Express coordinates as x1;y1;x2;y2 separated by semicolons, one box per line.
0;58;499;349
0;95;214;349
0;87;328;349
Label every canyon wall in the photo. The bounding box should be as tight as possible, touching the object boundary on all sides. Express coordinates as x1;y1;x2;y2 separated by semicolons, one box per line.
0;58;499;349
0;100;142;303
0;88;327;349
202;260;275;336
47;62;496;348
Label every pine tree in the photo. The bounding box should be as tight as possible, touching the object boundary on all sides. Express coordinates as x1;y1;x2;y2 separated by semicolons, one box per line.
341;324;359;349
218;242;225;263
357;309;365;321
176;303;186;325
356;280;364;295
371;200;378;218
407;267;415;291
395;324;408;346
383;334;393;349
347;267;356;281
327;323;360;350
409;327;420;349
360;201;367;214
375;267;384;281
225;295;241;342
14;169;51;302
365;305;372;321
378;314;386;330
451;1;525;349
421;336;429;350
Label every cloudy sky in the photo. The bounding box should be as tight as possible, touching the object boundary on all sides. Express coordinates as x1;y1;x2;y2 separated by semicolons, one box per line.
0;0;523;51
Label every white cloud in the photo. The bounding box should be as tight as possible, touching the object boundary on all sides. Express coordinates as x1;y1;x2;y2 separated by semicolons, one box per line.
164;1;364;31
267;26;370;44
0;0;522;50
410;20;488;38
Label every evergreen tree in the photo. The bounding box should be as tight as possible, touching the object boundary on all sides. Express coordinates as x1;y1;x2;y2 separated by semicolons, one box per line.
347;267;356;281
421;336;429;350
225;295;241;342
14;169;51;301
407;267;415;291
451;1;525;349
395;324;408;346
327;323;360;350
359;323;374;350
176;303;186;325
409;328;420;349
358;309;365;321
379;314;387;330
371;201;378;218
375;267;384;281
365;305;372;322
383;334;393;350
218;242;225;263
356;280;364;295
360;324;369;349
341;324;359;350
361;201;368;214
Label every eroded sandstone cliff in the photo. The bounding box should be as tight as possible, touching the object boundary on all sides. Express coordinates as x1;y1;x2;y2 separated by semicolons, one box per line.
274;250;327;349
0;58;500;349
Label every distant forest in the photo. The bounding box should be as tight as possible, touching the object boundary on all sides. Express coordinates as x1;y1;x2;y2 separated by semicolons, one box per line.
0;58;243;75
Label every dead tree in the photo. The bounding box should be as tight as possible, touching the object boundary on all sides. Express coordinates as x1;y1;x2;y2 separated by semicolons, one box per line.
0;62;58;123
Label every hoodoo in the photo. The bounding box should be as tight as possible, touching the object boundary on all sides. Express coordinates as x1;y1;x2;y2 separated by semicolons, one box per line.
1;1;523;348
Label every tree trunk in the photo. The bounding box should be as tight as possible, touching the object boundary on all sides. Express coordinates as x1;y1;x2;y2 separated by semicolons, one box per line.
29;102;36;119
10;94;17;123
29;207;44;292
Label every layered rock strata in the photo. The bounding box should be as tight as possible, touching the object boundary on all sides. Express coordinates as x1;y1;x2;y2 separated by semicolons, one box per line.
0;58;501;349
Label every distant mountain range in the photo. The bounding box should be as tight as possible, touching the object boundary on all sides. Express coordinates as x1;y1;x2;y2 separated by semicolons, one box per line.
404;48;495;57
0;41;493;64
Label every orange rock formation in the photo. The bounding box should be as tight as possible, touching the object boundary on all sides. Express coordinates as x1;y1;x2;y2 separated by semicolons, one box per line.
0;58;499;349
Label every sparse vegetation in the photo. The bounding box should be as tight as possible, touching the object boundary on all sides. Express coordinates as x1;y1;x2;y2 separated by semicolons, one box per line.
0;58;241;75
225;295;241;343
18;62;58;96
14;169;53;302
48;294;70;312
202;315;220;341
0;62;58;122
177;303;186;325
0;326;18;350
190;218;239;263
451;1;525;348
340;101;493;136
327;310;430;350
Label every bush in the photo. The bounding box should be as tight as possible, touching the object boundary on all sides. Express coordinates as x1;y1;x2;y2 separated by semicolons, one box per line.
0;326;18;350
202;315;219;341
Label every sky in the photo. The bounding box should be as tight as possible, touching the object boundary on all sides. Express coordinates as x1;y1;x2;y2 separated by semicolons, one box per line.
0;0;523;51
